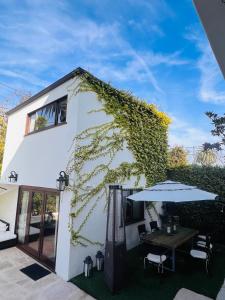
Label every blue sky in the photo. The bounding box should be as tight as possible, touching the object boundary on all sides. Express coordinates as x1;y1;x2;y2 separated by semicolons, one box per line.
0;0;225;147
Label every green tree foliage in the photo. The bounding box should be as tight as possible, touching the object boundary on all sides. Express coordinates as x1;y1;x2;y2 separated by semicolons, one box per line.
167;165;225;243
168;165;225;196
167;146;188;168
0;116;7;173
35;116;47;130
203;112;224;151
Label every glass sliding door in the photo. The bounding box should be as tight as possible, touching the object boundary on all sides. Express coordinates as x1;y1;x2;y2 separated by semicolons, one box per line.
17;191;30;244
26;192;44;255
41;193;59;268
16;187;60;270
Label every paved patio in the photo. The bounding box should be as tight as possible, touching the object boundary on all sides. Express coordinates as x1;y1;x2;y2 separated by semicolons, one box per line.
0;247;94;300
216;279;225;300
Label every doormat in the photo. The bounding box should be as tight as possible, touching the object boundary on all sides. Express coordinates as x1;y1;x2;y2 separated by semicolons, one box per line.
20;263;51;281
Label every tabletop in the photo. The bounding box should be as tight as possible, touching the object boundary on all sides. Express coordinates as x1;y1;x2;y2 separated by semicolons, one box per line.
142;226;199;249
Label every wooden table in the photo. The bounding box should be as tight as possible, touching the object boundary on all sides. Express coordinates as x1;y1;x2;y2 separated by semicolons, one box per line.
142;226;199;272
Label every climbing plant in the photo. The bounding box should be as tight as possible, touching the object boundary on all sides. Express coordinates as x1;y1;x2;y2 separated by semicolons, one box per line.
0;115;7;173
67;69;171;246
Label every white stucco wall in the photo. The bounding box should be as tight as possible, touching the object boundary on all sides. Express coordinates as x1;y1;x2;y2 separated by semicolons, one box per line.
1;75;161;281
1;77;80;280
66;90;161;279
1;78;80;188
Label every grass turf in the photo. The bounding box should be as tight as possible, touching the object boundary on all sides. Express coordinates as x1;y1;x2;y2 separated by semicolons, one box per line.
71;245;225;300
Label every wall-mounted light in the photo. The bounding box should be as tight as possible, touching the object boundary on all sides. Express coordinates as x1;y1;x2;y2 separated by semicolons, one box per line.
56;171;69;192
8;171;18;183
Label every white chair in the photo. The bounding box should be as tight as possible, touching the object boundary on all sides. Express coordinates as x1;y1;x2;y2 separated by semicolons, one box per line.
197;240;213;250
197;234;208;240
144;247;169;273
190;239;211;273
196;234;213;255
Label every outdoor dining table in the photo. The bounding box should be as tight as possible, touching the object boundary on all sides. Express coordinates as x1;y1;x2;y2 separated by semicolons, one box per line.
141;226;199;272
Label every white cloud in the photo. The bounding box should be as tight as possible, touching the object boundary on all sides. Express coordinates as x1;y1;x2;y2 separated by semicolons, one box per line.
168;114;218;148
198;46;225;103
186;30;225;104
0;0;190;108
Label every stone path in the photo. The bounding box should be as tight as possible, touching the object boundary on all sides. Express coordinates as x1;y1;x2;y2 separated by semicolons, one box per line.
216;279;225;300
0;247;94;300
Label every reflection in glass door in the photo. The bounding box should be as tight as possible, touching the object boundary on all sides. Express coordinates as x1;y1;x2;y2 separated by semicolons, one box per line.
27;192;43;255
16;187;59;270
41;193;59;268
17;191;30;244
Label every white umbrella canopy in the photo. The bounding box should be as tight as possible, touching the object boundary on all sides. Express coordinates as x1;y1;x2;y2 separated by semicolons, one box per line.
127;180;218;203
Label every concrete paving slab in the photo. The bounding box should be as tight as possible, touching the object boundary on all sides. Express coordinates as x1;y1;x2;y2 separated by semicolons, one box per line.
0;247;95;300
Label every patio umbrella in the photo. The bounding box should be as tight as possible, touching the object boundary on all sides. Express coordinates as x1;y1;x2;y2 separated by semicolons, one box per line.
127;180;218;203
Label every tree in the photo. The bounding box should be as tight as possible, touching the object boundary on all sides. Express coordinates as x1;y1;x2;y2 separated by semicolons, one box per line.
0;114;7;173
34;116;47;130
0;89;31;173
196;149;217;166
204;112;225;151
168;146;188;168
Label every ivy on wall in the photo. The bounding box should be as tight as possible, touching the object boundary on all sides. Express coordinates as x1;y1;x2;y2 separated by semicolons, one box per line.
167;166;225;243
67;69;171;246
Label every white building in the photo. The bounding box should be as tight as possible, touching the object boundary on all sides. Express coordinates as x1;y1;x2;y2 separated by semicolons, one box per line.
0;68;160;281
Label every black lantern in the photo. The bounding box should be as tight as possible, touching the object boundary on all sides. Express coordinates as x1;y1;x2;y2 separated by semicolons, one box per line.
96;251;104;271
8;171;18;183
56;171;69;191
83;256;93;278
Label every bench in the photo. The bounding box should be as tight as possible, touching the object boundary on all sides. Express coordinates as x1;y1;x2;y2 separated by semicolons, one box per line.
0;219;17;250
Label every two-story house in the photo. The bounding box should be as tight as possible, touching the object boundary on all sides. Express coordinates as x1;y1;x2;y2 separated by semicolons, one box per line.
0;67;168;281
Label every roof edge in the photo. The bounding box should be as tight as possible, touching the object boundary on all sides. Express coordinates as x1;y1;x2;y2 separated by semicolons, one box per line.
6;67;87;116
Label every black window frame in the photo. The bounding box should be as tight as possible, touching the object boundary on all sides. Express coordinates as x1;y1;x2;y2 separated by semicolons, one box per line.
26;95;67;135
122;189;145;226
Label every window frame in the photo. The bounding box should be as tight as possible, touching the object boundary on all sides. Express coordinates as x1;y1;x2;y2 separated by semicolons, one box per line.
25;95;67;135
124;199;145;226
122;189;145;226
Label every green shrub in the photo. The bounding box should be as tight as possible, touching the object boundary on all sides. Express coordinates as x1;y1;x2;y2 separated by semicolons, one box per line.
167;166;225;243
167;165;225;197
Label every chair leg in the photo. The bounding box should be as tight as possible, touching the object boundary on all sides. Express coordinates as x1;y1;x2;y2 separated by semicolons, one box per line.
205;258;209;274
157;263;160;273
161;263;164;274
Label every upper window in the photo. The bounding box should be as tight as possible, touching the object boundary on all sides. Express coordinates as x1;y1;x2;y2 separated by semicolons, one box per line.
27;96;67;134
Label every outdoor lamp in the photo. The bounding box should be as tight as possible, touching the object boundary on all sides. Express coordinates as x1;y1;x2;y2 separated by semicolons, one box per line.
8;171;18;183
96;251;104;271
56;171;69;192
83;256;93;278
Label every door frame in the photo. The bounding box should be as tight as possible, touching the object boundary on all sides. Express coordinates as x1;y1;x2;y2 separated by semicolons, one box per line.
16;185;60;271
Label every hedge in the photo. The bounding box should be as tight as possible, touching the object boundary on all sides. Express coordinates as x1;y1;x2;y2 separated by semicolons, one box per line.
167;166;225;244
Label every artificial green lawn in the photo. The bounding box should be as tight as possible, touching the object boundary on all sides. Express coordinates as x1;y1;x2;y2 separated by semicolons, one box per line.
71;245;225;300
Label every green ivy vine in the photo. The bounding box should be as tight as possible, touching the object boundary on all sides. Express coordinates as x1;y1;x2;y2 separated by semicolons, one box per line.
67;69;170;246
